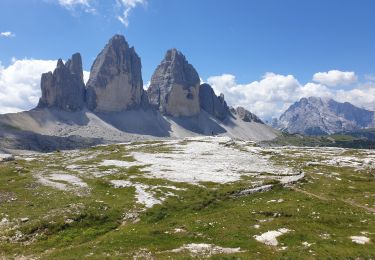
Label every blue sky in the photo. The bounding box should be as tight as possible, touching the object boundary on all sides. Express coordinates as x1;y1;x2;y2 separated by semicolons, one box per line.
1;0;375;118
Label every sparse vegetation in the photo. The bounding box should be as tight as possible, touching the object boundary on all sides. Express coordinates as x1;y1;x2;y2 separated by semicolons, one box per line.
0;137;374;259
266;130;375;149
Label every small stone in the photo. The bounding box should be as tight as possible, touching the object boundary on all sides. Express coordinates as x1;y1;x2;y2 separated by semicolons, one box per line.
20;218;29;222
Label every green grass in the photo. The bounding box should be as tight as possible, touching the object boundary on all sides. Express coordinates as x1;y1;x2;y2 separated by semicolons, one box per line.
266;131;375;149
0;141;374;259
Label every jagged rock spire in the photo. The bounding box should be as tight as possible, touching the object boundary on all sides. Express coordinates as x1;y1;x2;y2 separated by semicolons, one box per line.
37;53;85;111
147;49;200;117
199;83;229;121
86;34;147;112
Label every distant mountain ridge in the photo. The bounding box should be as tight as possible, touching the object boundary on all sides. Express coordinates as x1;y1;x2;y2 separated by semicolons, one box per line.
274;97;375;135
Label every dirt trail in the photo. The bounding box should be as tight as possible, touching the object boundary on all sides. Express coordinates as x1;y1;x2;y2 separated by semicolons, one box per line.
292;187;375;214
292;187;330;201
342;199;375;213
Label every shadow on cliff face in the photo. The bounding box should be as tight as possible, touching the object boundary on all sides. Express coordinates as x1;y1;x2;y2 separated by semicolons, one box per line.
94;108;172;137
1;108;92;129
220;112;238;127
0;128;103;152
166;110;227;135
96;109;228;137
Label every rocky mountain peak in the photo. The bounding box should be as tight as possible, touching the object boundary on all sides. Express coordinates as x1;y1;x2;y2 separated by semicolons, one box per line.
108;34;129;47
86;34;147;112
276;96;375;135
231;106;263;124
164;48;178;60
161;48;200;87
37;53;85;111
65;52;83;81
199;83;229;121
56;59;64;68
147;49;200;117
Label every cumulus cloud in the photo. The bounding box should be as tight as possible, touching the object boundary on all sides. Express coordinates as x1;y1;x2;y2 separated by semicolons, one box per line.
207;72;374;121
143;80;150;90
117;0;146;27
208;73;317;119
0;58;90;114
83;71;90;84
57;0;96;14
335;83;375;111
313;70;357;86
0;59;56;114
0;31;15;38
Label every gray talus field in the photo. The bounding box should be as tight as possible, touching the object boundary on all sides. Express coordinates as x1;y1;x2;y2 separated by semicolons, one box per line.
0;108;278;153
0;137;374;259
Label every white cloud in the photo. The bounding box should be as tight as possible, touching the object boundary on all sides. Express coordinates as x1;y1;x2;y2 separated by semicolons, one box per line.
335;83;375;111
0;59;56;114
0;58;90;114
0;31;15;38
313;70;357;86
143;80;150;90
117;0;146;27
83;70;90;84
298;82;332;99
207;72;375;120
207;73;305;119
58;0;96;14
54;0;146;26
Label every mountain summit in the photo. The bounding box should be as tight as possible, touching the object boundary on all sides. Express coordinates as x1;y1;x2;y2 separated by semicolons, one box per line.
86;34;148;112
147;49;201;117
275;97;375;135
37;53;86;111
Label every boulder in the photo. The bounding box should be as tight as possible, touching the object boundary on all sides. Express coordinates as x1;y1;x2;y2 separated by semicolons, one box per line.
0;154;14;162
147;49;200;117
86;34;147;112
